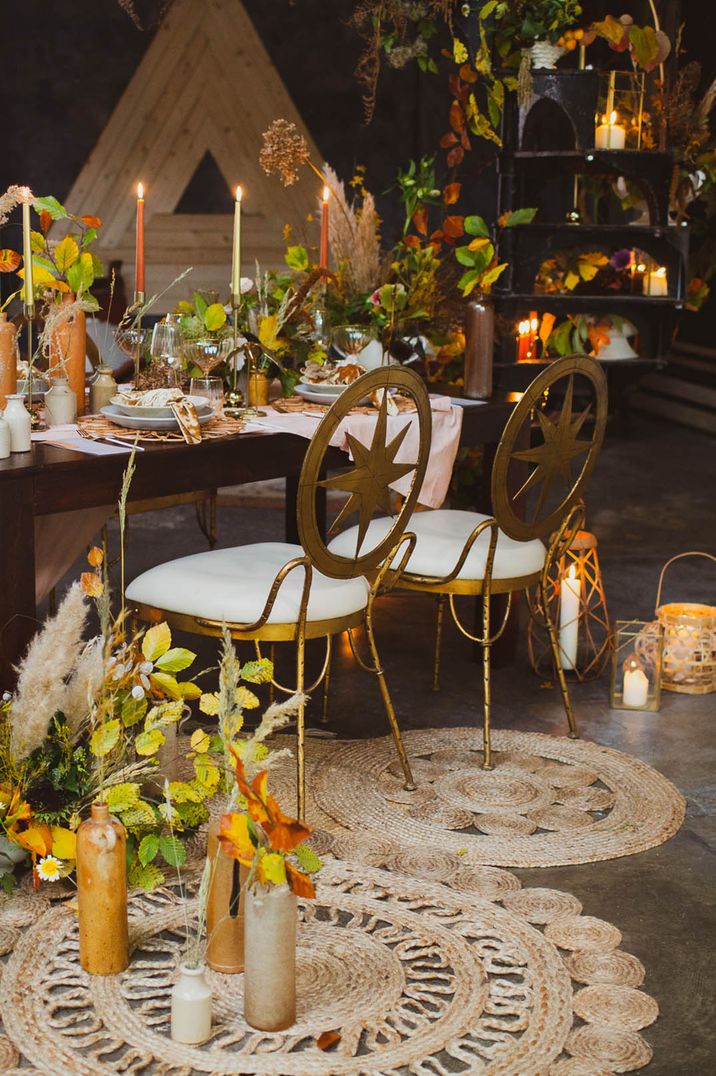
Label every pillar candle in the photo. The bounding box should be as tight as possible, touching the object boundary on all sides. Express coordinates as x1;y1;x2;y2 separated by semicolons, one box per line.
595;112;626;150
516;320;531;362
22;202;34;312
319;186;329;273
646;267;668;297
135;183;145;296
231;185;242;302
623;661;649;707
559;564;581;670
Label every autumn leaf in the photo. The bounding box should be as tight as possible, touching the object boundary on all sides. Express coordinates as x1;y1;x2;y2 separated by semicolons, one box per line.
446;146;465;169
449;100;466;135
442;215;465;239
50;826;77;860
257;850;287;886
143;622;171;662
458;63;477;84
39;210;52;234
539;312;556;346
54;235;79;273
218;811;256;866
443;182;462;206
440;132;458;148
190;728;211;754
317;1030;341;1051
81;572;103;597
0;249;21;273
80;215;102;228
87;546;104;567
14;823;52;857
403;234;421;249
286;860;316;898
452;37;468;64
412;206;428;236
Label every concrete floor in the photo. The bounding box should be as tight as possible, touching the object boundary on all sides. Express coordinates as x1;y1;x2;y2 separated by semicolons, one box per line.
63;415;715;1073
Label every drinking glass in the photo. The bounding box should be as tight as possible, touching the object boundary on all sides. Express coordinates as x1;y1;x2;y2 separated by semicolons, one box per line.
189;376;224;411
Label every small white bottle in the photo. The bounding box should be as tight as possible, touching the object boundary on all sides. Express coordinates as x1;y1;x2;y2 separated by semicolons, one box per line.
44;376;77;426
0;415;11;459
170;963;212;1044
3;394;32;452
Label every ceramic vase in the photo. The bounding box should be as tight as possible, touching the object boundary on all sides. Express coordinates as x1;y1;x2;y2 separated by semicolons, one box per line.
243;884;297;1031
247;370;270;407
530;40;566;69
44;376;77;426
205;823;246;973
2;394;31;452
0;416;10;460
171;963;212;1044
0;312;18;409
89;364;118;413
49;293;87;415
463;297;494;400
76;801;129;975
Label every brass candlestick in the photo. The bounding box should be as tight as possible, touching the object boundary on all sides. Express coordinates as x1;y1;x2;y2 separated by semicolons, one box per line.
23;303;41;429
133;290;144;388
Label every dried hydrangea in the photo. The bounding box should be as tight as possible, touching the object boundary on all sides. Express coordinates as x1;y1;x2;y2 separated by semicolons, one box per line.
259;119;309;187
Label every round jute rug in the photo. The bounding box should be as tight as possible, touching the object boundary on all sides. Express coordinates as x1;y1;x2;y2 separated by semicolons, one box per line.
0;859;658;1075
307;728;685;868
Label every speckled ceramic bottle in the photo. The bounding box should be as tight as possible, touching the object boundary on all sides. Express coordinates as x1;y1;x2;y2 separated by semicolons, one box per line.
0;312;18;409
76;801;129;975
243;884;297;1031
205;823;246;973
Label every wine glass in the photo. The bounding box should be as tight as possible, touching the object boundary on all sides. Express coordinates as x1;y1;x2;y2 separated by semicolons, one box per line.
181;338;231;376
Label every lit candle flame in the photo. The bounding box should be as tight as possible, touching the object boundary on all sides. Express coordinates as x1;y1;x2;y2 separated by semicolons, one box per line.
609;110;618;125
137;182;144;200
655;266;666;277
236;185;243;203
530;316;539;332
322;185;330;203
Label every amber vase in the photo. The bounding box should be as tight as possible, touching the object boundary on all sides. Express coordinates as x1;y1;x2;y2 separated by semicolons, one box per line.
0;312;18;410
205;823;246;973
244;884;297;1031
49;293;87;415
76;801;129;975
247;371;270;407
463;297;494;400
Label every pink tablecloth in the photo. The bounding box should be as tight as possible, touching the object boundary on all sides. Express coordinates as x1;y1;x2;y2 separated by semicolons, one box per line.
250;395;463;508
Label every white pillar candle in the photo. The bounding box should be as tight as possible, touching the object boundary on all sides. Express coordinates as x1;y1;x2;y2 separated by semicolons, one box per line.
231;185;242;303
623;661;649;708
559;564;581;670
595;112;626;150
646;267;668;296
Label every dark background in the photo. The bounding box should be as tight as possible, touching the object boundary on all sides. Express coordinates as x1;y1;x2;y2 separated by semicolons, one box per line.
2;0;713;340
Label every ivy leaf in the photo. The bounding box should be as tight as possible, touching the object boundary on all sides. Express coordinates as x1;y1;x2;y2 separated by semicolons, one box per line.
158;835;186;869
33;195;67;221
128;861;164;890
138;833;159;866
285;245;309;271
464;215;490;238
90;719;120;758
154;647;195;673
135;728;165;756
142;622;171;662
106;782;141;813
203;303;227;332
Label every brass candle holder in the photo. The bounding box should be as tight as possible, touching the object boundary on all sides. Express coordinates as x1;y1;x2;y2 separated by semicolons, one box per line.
133;290;145;388
23;301;42;430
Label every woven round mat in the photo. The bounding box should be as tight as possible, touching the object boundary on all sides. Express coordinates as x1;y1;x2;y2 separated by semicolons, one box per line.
78;412;245;444
0;858;658;1075
304;728;685;868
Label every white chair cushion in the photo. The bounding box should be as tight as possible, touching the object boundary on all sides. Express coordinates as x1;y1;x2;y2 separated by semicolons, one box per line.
126;543;370;624
327;510;546;582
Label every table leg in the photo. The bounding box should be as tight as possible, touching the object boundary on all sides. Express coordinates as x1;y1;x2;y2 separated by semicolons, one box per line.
0;475;37;686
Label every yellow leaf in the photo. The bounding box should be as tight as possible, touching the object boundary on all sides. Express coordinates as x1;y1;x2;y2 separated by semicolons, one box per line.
50;826;77;860
218;811;256;866
564;271;580;291
453;37;468;64
236;686;260;710
179;681;202;701
258;850;287;886
578;262;600;282
190;728;211;753
539;312;556;346
81;571;103;597
54;235;79;272
467;237;491;252
258;314;278;350
17;264;70;292
199;692;220;716
142;622;171;662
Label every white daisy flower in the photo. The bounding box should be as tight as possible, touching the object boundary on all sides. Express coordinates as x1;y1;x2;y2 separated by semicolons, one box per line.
36;855;63;883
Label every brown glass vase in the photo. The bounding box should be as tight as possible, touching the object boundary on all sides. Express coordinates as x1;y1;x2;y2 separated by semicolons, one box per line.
76;801;129;975
463;296;494;400
205;823;246;973
0;312;18;410
247;371;270;407
244;884;297;1030
49;293;87;415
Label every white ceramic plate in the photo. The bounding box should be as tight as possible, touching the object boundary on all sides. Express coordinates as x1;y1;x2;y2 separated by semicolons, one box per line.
294;382;397;407
297;380;348;395
100;403;215;431
110;394;212;419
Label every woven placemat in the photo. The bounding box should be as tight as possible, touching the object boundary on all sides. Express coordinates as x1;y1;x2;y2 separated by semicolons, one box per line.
275;728;685;869
272;394;417;416
78;412;246;444
0;858;657;1074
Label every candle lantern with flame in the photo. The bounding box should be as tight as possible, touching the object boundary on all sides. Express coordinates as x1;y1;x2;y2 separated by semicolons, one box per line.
529;528;610;681
515;313;539;362
595;71;646;151
610;620;663;712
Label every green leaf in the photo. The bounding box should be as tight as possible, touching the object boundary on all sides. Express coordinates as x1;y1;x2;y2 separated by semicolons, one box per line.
458;269;480;296
240;658;273;684
154;647;195;673
33;195;68;220
54;235;79;273
143;622;171;662
121;692;148;727
501;207;537;228
194;755;220;793
121;801;159;829
81;227;97;249
168;780;204;804
0;872;15;895
135;728;166;756
193;291;208;318
66;252;95;296
128;860;164;890
90;719;120;758
455;245;478;267
203;302;226;332
138;833;160;866
30;231;45;253
481;262;508;288
285;244;309;272
175;801;209;827
464;215;490;238
480;0;498;17
158;835;186;869
150;671;183;699
107;782;141;813
294;843;322;873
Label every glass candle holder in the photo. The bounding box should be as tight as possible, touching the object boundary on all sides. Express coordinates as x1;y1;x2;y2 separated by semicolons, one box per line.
595;71;646;150
610;619;663;712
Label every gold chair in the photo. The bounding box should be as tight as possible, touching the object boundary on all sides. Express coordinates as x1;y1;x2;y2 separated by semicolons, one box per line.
126;366;432;816
328;355;608;767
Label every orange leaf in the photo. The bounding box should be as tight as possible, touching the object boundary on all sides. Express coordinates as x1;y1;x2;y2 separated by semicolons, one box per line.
412;206;428;236
587;324;611;354
39;211;52;234
317;1030;341;1051
446;146;464;169
458;63;478;83
449;100;465;135
442;215;465;239
218;812;256;866
14;822;52;857
80;215;102;228
286;860;316;898
443;182;462;206
81;572;103;597
0;249;21;273
87;546;104;568
539;312;556;346
440;132;458;148
403;234;421;250
264;793;311;852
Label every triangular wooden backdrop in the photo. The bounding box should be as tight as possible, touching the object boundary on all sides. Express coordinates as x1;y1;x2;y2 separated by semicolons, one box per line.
65;0;322;309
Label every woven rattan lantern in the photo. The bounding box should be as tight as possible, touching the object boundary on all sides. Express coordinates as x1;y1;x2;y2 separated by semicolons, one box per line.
655;553;716;695
529;529;610;681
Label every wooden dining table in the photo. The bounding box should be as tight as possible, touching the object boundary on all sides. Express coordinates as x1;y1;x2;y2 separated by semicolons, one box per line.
0;395;518;684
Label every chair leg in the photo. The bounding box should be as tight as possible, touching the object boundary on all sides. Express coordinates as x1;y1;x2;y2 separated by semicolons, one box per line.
296;630;307;820
321;636;332;725
432;594;446;692
365;610;415;791
481;594;493;770
544;588;579;739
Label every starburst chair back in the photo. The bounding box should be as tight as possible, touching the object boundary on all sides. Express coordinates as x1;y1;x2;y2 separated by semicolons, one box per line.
126;366;432;817
328;355;608;767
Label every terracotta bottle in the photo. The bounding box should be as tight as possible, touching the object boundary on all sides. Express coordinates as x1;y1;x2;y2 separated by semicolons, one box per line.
0;312;18;409
76;801;129;975
49;293;87;415
243;884;297;1031
205;823;246;973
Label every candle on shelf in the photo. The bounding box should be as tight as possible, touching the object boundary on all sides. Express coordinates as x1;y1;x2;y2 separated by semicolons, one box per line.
623;658;649;708
231;185;242;303
516;319;531;362
559;564;581;670
135;182;145;299
646;266;668;297
22;202;34;313
595;111;626;150
319;185;329;274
